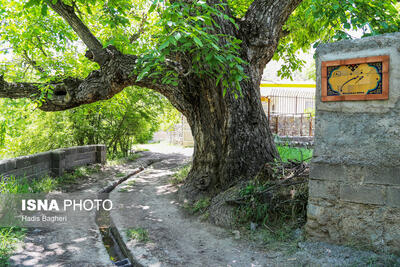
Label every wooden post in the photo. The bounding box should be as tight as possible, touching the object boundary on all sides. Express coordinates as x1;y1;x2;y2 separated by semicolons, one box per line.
300;113;303;136
268;98;271;122
283;116;286;136
309;114;313;136
275;116;279;134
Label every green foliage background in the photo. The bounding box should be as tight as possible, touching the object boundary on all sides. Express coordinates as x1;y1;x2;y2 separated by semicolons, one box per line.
0;86;179;159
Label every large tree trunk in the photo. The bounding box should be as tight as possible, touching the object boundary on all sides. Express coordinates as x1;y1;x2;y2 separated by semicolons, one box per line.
178;65;279;200
174;0;304;199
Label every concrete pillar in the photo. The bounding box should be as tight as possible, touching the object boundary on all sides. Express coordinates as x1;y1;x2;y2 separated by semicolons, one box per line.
96;145;106;164
306;33;400;253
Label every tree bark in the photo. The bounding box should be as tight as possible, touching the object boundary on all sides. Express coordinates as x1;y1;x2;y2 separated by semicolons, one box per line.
179;66;279;199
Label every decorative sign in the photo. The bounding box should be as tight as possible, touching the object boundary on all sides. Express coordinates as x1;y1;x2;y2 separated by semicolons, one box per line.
321;56;389;101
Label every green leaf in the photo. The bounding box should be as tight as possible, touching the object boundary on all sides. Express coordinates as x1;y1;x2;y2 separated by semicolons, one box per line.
174;32;182;40
41;4;48;17
149;0;159;13
24;0;40;8
193;36;203;47
159;40;170;50
137;66;151;81
333;3;340;10
216;74;223;86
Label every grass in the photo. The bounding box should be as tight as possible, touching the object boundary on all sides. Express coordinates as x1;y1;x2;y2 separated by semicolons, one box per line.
126;228;149;243
57;165;100;186
0;175;57;194
170;163;191;185
245;224;303;254
107;153;142;166
116;172;126;178
0;227;26;266
118;179;136;192
126;180;136;186
192;198;211;213
184;197;211;215
118;188;129;192
277;145;313;162
0;166;101;195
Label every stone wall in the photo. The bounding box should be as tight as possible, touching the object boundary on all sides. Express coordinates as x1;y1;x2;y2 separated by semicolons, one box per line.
0;145;106;180
274;136;314;148
306;33;400;254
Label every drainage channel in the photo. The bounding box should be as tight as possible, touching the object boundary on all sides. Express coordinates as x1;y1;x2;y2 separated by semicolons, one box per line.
96;167;144;267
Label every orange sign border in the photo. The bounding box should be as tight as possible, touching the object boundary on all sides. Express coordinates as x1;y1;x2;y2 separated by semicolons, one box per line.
321;55;389;102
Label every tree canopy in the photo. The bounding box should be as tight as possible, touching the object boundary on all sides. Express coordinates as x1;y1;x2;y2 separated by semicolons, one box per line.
1;0;399;105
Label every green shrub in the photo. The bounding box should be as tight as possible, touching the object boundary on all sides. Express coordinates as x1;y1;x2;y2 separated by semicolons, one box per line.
0;175;56;194
0;227;26;266
0;87;179;160
192;198;211;213
57;166;100;187
184;197;211;214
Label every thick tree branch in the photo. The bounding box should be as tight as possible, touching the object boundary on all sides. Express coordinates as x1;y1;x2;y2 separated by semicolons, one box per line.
240;0;303;68
47;0;106;64
0;75;40;99
243;0;303;44
0;46;188;113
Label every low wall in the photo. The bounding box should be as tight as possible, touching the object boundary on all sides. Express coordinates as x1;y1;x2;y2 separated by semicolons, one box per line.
274;136;314;148
0;145;106;180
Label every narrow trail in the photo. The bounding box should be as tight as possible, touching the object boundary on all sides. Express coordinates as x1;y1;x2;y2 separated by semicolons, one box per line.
9;144;400;267
109;149;273;266
107;145;399;267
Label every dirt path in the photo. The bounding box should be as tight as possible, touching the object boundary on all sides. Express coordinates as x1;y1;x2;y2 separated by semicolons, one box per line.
111;149;274;266
10;144;400;266
110;145;400;267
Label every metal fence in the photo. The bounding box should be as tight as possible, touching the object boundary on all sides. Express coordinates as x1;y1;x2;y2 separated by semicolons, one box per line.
260;90;315;136
268;112;314;136
261;95;315;115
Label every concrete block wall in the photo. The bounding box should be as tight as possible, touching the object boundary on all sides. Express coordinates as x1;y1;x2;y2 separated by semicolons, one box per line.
0;145;106;180
274;136;314;148
306;33;400;254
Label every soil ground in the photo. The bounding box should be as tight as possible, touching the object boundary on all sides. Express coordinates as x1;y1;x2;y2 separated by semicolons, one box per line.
9;144;400;266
